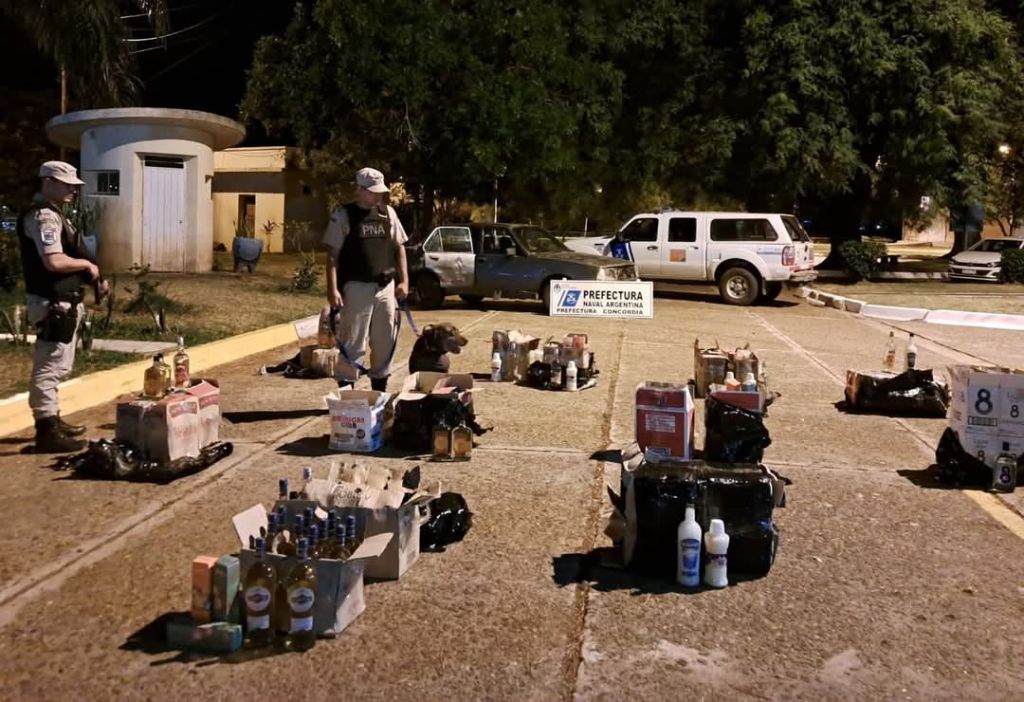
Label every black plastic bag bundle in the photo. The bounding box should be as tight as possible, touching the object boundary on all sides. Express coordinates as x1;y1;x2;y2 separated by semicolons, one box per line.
934;427;992;487
703;397;772;463
622;458;786;579
420;492;473;551
844;369;949;417
55;439;233;484
393;394;487;451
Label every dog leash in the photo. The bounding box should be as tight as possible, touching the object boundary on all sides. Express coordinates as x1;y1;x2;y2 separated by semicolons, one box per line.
331;299;420;379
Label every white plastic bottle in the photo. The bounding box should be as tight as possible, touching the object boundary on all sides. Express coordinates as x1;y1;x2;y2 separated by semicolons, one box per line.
741;372;757;392
724;371;741;391
491;352;502;382
703;519;730;588
566;360;578;392
905;333;918;371
676;506;702;587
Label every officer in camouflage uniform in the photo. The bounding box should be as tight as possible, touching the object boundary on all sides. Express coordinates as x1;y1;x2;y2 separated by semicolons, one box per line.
17;161;108;453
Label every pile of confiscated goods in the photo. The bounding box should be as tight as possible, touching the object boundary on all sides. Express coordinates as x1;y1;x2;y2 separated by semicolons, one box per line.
843;331;950;418
491;329;599;392
169;462;472;655
56;339;233;483
261;307;341;379
606;338;788;588
324;370;488;461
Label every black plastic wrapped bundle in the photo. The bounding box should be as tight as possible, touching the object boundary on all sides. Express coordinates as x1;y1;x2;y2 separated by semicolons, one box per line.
55;440;233;483
420;492;473;551
703;397;772;464
843;369;949;417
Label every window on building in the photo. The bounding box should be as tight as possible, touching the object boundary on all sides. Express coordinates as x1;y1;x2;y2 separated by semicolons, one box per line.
94;171;120;196
710;218;778;242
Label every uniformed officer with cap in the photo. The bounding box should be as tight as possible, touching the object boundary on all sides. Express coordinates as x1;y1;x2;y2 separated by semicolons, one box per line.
17;160;108;453
323;167;409;392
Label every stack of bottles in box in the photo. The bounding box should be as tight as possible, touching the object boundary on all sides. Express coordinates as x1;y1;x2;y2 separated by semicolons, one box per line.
490;329;598;391
618;339;784;589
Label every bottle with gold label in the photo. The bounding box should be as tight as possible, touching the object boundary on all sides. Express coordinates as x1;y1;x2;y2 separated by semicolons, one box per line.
451;424;473;461
143;353;170;398
242;537;275;648
285;538;317;651
173;336;190;388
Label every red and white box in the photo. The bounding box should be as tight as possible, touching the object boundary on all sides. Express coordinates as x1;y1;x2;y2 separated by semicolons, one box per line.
635;382;694;460
185;379;220;448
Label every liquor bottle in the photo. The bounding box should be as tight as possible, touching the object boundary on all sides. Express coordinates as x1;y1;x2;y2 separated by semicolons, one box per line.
432;417;452;460
264;513;278;551
881;331;897;372
905;333;918;371
300;467;314;499
173;336;190;388
307;524;321;559
676;505;702;588
279;515;303;558
143;354;169;398
332;526;350;561
277;478;289;503
242;537;275;648
285;538;317;651
344;515;361;553
451;424;473;460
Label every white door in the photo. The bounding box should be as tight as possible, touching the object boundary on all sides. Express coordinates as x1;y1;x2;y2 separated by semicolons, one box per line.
617;216;661;276
660;215;706;280
142;157;187;271
425;226;475;291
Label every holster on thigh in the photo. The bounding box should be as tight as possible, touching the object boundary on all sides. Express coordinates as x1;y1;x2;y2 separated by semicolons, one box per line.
38;304;78;344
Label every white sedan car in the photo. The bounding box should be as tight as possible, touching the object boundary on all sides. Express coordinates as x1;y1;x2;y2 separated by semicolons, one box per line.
948;237;1024;282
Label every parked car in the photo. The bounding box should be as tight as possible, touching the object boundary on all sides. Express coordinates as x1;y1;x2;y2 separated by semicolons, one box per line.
948;237;1024;282
408;222;638;311
563;210;816;305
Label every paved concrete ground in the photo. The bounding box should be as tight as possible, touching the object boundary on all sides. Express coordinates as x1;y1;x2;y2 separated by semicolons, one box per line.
0;288;1022;701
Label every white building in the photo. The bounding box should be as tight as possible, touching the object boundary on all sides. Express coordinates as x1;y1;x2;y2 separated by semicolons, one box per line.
45;107;245;273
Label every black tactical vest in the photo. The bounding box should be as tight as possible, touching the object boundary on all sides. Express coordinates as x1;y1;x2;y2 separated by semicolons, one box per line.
16;202;88;299
337;203;396;285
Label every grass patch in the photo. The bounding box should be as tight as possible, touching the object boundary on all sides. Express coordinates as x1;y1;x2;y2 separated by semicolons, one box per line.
0;253;330;398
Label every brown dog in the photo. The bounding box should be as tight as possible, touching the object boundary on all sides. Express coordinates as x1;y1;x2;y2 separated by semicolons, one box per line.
408;322;469;374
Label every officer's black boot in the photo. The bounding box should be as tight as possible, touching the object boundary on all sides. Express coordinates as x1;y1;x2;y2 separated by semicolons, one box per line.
56;413;86;437
34;416;87;454
370;376;389;392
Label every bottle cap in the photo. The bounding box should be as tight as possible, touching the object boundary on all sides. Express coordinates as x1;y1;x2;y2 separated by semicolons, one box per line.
710;519;726;535
743;372;756;384
492;352;501;361
254;536;265;551
567;360;576;370
684;505;695;520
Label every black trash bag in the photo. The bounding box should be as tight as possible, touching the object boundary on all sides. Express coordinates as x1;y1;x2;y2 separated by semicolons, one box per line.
622;457;786;579
55;439;233;484
703;396;772;463
934;427;991;487
420;492;473;551
843;369;949;418
260;351;326;379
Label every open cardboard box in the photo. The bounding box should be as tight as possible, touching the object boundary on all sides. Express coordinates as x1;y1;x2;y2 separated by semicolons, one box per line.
324;390;392;452
693;339;762;399
393;372;475;450
232;503;391;637
288;463;440;580
492;330;542;382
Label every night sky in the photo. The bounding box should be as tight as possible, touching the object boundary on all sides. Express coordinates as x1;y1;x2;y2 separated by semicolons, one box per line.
1;1;295;144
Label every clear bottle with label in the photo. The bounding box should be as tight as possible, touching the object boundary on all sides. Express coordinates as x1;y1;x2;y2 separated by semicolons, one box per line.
703;519;730;588
992;442;1018;493
905;333;918;371
285;538;317;651
565;360;578;392
882;331;897;372
242;537;275;648
676;505;702;587
143;353;171;398
173;336;190;388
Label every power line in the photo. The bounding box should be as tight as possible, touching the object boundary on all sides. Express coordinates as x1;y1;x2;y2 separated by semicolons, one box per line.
122;13;217;43
145;39;215;82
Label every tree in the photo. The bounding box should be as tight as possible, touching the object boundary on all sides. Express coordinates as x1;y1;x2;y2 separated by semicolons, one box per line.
0;0;168;107
242;0;621;238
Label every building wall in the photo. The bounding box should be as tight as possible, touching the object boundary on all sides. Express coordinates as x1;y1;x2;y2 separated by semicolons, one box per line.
79;123;215;272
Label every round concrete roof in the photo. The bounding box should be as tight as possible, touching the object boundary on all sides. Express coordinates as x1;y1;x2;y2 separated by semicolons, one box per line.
46;107;246;150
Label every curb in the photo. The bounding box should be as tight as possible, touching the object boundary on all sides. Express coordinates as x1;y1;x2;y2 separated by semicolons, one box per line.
0;321;302;439
798;286;1024;330
815;269;948;281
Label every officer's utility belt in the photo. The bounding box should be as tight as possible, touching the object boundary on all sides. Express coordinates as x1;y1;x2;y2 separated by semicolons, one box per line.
38;291;83;344
346;270;395;288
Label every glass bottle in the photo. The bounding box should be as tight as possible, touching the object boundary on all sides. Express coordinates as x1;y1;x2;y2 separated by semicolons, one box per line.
882;331;897;372
278;478;289;503
307;524;321;559
344;515;361;553
285;538;317;651
242;537;275;648
905;333;918;371
451;424;473;460
143;353;168;398
173;336;190;388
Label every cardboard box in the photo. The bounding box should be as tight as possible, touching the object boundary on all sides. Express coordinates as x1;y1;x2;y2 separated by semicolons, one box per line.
492;330;541;382
693;339;762;398
292;465;440;580
233;503;391;637
185;379;220;448
117;393;202;463
393;372;475;450
635;382;694;460
324;390;391;452
301;345;339;377
948;365;1024;467
709;384;765;413
212;555;240;624
191;555;218;623
115;399;152;449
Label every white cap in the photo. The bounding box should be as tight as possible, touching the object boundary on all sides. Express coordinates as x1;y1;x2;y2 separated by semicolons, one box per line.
567;360;577;369
39;160;85;185
709;519;726;535
355;167;389;193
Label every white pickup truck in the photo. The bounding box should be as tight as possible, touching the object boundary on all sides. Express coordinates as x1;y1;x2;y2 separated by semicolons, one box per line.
564;210;817;305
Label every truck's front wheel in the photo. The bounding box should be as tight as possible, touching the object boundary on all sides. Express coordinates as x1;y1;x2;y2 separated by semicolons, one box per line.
718;267;760;306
